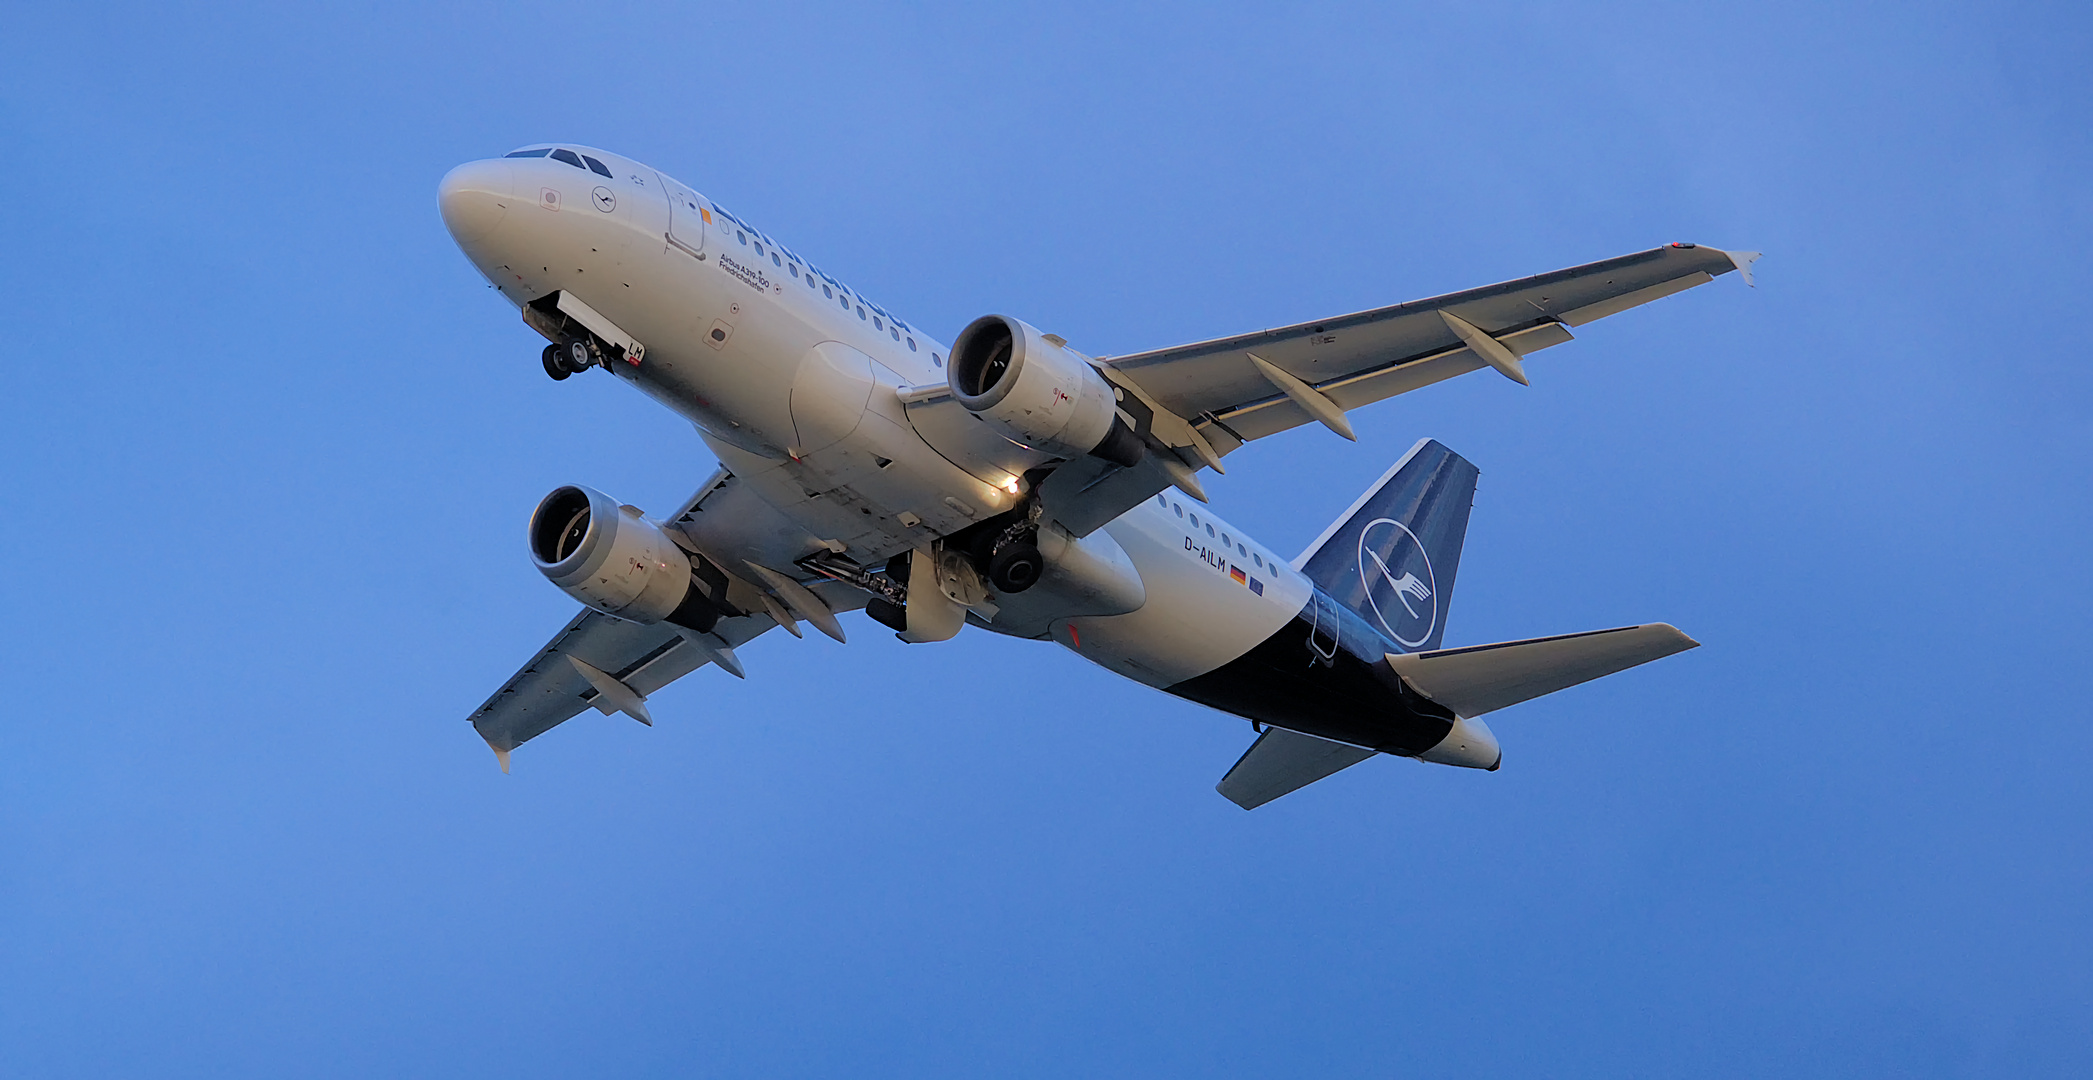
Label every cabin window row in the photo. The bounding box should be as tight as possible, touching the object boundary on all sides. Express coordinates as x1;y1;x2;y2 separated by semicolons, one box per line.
1155;496;1267;569
713;206;936;357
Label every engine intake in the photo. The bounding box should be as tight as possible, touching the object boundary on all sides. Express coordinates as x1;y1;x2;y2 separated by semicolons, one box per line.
529;485;720;632
949;315;1143;467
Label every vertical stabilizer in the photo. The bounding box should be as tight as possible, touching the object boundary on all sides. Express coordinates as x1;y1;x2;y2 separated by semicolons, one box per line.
1296;439;1479;653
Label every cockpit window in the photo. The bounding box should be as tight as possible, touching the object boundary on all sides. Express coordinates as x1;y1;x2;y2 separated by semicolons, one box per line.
549;148;587;170
505;148;552;158
580;154;613;178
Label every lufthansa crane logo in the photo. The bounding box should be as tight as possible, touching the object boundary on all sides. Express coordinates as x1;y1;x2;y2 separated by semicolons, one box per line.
1356;518;1437;649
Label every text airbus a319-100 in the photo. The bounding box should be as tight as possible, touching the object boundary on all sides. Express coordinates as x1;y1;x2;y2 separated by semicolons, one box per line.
439;143;1757;808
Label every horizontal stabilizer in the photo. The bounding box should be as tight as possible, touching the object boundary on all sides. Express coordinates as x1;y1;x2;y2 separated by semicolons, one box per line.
1216;727;1378;810
1386;623;1698;718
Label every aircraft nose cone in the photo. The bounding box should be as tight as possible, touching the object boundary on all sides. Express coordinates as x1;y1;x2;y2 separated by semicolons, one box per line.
438;159;513;244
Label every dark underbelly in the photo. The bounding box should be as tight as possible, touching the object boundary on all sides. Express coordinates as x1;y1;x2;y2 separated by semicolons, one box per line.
1166;610;1454;755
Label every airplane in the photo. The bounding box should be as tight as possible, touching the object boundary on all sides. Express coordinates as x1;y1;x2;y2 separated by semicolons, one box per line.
438;143;1757;809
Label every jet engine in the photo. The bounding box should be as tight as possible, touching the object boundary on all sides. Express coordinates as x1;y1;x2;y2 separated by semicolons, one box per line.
528;485;721;632
949;315;1144;467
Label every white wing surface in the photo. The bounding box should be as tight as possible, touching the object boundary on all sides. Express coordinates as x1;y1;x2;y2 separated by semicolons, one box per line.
467;608;777;767
466;468;866;768
1039;243;1757;536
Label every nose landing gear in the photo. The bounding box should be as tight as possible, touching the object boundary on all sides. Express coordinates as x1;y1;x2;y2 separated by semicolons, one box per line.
540;343;571;381
540;337;598;381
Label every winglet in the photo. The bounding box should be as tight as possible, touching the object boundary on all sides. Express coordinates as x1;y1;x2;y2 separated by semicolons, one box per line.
1720;248;1763;287
490;743;511;774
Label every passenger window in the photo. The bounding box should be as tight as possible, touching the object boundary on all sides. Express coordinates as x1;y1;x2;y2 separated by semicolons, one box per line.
891;328;900;341
1155;495;1167;507
1173;503;1183;517
1189;513;1199;527
1238;543;1248;556
504;148;552;158
857;306;866;320
581;155;612;177
1206;524;1216;537
549;148;587;170
907;337;918;351
736;230;746;244
771;253;781;267
754;242;765;256
1222;533;1230;545
789;264;799;277
873;316;883;330
823;285;833;298
932;353;943;367
839;295;849;310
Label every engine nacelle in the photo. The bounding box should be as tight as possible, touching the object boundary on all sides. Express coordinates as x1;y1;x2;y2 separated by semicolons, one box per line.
528;485;719;631
949;315;1143;467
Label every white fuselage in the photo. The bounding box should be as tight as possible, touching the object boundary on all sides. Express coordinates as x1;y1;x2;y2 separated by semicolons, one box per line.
439;145;1313;691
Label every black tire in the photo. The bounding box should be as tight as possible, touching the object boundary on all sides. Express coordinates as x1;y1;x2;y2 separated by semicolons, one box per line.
865;597;908;633
542;344;572;381
560;337;594;373
987;543;1044;593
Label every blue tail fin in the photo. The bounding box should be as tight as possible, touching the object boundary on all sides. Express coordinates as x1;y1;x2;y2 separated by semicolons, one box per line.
1297;439;1479;653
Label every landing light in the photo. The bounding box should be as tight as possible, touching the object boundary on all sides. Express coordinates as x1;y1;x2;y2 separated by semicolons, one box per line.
1003;478;1021;494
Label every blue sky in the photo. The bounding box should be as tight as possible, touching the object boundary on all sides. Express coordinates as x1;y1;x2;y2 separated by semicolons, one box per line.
2;1;2088;1075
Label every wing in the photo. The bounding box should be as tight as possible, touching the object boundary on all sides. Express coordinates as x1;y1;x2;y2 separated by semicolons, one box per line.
1038;243;1757;535
467;606;779;768
466;467;867;769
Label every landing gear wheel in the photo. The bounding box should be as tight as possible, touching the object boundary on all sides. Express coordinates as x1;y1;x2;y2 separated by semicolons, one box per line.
987;543;1044;594
559;337;594;373
864;597;908;634
541;343;572;381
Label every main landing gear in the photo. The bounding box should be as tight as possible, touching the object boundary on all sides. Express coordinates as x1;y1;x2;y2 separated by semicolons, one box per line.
959;516;1043;594
540;337;597;381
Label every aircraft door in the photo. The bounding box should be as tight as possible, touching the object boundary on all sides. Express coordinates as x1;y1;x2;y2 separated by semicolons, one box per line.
659;174;707;256
1308;590;1340;666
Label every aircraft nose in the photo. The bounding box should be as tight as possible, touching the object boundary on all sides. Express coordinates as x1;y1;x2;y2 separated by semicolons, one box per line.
438;159;513;244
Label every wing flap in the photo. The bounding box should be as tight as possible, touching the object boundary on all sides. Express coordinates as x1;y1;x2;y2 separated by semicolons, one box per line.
1385;623;1699;719
466;468;797;761
1215;727;1378;810
468;610;779;755
1210;321;1576;443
